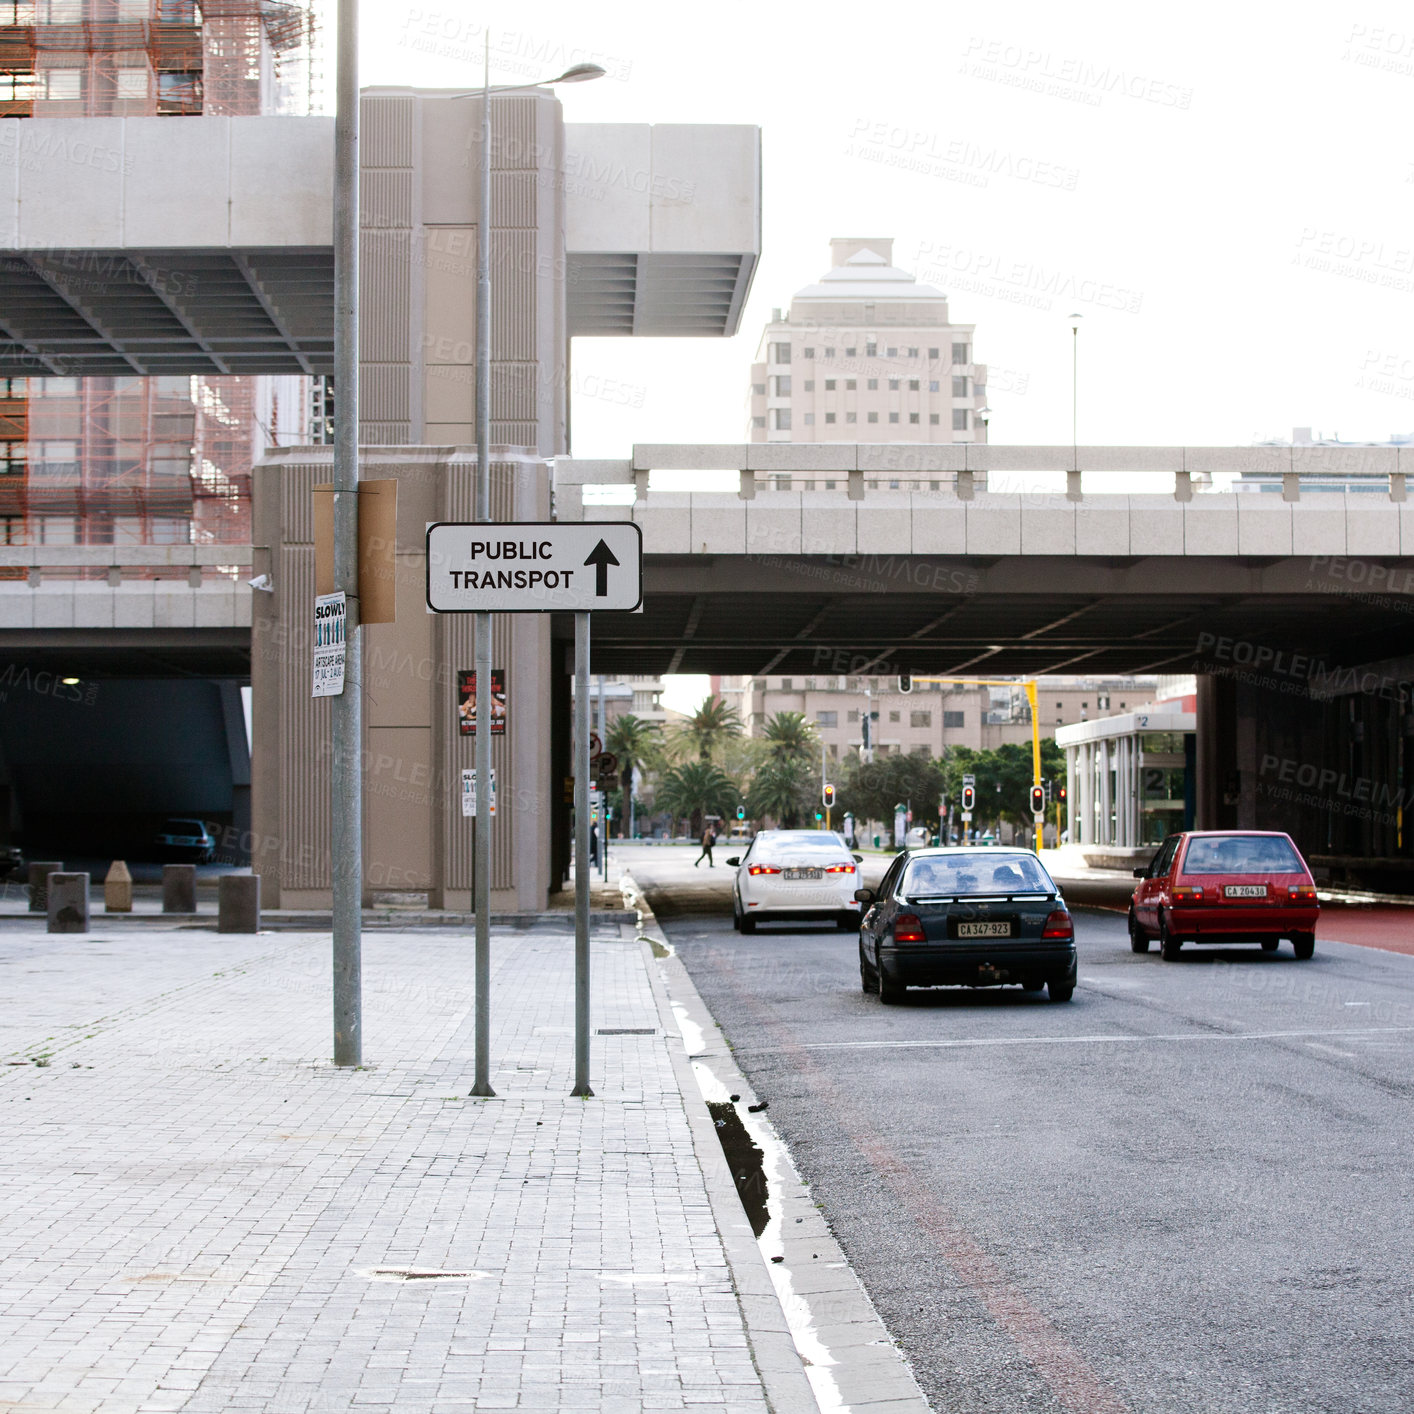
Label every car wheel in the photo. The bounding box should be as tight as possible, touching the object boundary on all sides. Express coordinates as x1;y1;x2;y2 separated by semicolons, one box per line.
1128;909;1150;954
1292;931;1316;960
1048;979;1075;1003
740;914;756;935
1159;914;1183;961
1261;938;1279;953
859;947;877;993
878;970;905;1005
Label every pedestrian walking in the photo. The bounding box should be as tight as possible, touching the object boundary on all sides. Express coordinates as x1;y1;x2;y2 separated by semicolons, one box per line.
694;824;716;868
589;822;600;869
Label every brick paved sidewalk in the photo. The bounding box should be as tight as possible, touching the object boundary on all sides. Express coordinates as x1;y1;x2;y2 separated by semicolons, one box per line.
0;917;782;1413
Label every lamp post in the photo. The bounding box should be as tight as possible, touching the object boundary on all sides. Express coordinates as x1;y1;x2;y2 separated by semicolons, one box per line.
453;51;604;1099
1068;313;1082;457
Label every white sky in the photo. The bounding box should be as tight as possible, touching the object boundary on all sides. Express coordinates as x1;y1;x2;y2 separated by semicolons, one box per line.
355;0;1414;714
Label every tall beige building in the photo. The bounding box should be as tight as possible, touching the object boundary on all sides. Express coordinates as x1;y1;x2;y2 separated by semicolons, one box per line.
748;238;989;444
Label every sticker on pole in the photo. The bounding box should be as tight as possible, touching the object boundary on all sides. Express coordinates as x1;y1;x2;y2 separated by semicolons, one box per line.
461;767;496;818
426;521;643;613
312;591;347;697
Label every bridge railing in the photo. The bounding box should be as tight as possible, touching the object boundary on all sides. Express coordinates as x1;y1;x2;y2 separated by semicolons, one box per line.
554;445;1409;507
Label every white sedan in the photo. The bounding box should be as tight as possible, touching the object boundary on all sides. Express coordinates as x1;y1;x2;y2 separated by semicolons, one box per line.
727;830;864;934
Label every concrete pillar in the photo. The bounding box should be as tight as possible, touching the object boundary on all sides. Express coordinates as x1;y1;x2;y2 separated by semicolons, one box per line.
218;875;261;933
1078;744;1091;846
46;873;89;933
104;860;133;913
28;861;62;913
1099;740;1113;845
1065;746;1076;844
162;864;197;914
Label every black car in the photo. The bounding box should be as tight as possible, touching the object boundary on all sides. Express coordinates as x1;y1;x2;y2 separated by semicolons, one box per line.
856;846;1077;1004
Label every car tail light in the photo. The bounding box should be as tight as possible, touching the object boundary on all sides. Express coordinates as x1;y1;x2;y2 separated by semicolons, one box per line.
893;913;926;943
824;863;857;873
1041;910;1073;940
1287;884;1318;902
748;865;782;875
1172;885;1204;902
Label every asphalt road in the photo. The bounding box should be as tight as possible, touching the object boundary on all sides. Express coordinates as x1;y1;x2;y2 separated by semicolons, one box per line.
627;848;1414;1414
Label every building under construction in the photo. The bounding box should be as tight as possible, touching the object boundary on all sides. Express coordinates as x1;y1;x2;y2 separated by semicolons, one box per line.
0;0;321;560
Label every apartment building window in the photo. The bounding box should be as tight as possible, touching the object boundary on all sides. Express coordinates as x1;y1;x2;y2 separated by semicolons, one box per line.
825;379;836;391
888;378;899;391
847;709;859;722
889;710;901;723
909;413;920;424
886;346;897;357
803;347;814;358
773;375;792;396
866;341;877;356
804;413;815;425
910;710;931;727
845;379;856;390
825;412;836;424
953;376;969;397
888;412;899;423
751;382;765;395
952;409;969;431
943;710;964;727
928;346;940;358
816;711;838;727
867;411;879;423
1056;702;1063;708
908;346;919;357
845;346;857;357
909;379;920;391
803;380;814;392
846;412;857;423
951;342;969;363
752;416;766;428
867;378;878;390
772;408;792;430
929;413;940;424
780;678;792;690
823;347;835;358
929;380;939;392
824;479;836;488
1098;693;1111;710
771;342;791;364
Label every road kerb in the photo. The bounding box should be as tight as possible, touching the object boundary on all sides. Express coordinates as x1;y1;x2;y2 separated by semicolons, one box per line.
625;871;932;1414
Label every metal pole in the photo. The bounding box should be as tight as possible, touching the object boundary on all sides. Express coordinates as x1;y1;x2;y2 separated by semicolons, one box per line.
596;674;606;878
469;37;495;1098
572;611;593;1097
331;0;361;1068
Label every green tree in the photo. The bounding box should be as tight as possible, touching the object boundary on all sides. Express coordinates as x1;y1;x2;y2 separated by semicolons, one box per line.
745;753;816;829
761;710;817;761
657;759;740;838
941;741;1065;835
675;695;743;761
604;713;659;838
838;752;948;835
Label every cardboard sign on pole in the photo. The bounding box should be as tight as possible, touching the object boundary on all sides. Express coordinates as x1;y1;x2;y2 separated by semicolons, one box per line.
313;479;398;624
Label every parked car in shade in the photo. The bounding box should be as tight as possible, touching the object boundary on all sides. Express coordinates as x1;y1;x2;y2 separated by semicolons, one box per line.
856;847;1076;1004
1129;830;1319;960
726;830;863;933
154;818;215;864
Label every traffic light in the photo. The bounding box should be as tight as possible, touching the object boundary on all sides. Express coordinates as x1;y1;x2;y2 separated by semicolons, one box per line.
814;811;824;822
961;784;976;813
822;783;836;808
736;805;746;821
898;673;912;694
1059;786;1067;801
861;712;872;749
1030;785;1045;817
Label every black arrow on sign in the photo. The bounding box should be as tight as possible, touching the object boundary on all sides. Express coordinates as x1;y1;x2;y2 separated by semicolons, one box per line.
583;539;620;597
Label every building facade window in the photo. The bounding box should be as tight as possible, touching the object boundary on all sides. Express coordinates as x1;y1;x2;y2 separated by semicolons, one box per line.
845;346;856;357
780;678;792;690
804;413;815;425
909;379;920;391
952;409;969;430
825;379;836;390
846;412;857;423
803;380;814;391
772;408;792;430
888;378;899;391
752;416;766;428
908;346;919;356
845;379;856;390
847;708;859;722
943;710;965;727
867;411;878;423
928;346;940;358
867;378;878;390
825;412;836;423
823;347;835;358
888;412;899;423
771;342;791;364
909;412;919;424
803;347;814;358
951;342;969;363
952;376;968;397
816;711;838;727
929;413;940;424
866;341;877;356
929;380;940;391
751;382;765;395
889;710;901;723
910;710;931;727
773;375;791;396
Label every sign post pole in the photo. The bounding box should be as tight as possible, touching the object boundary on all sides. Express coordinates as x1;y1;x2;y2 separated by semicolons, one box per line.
572;610;593;1098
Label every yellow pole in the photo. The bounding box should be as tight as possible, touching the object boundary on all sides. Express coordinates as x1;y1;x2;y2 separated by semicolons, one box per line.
1027;681;1042;853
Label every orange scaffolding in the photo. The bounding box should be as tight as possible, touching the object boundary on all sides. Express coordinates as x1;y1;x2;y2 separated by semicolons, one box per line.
0;0;317;553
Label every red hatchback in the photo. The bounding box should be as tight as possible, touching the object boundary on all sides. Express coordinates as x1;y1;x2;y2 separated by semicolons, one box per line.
1129;831;1319;961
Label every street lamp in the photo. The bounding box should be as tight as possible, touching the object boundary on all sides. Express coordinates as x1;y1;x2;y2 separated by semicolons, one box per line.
1067;313;1082;458
453;49;605;1100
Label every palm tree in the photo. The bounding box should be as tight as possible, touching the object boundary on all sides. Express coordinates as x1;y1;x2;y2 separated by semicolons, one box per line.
762;710;817;761
746;753;813;829
677;695;743;761
657;760;739;838
604;713;659;838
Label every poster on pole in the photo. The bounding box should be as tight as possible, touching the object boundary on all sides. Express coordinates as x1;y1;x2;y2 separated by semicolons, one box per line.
312;591;347;697
458;669;506;736
461;767;497;817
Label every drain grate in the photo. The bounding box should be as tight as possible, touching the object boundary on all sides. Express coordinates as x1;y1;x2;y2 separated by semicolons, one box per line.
596;1027;656;1035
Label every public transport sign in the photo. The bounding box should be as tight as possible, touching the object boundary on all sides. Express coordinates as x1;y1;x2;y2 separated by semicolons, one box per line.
426;521;643;613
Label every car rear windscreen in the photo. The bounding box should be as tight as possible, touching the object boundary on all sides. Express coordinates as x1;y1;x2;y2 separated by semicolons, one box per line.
903;854;1052;896
1181;835;1304;874
755;835;849;856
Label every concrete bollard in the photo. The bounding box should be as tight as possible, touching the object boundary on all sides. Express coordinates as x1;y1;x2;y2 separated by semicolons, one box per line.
218;874;261;934
46;873;90;933
162;863;197;914
28;861;62;913
104;860;133;913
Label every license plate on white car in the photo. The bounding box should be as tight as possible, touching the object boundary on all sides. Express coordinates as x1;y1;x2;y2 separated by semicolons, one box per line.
1224;885;1266;898
957;921;1013;938
784;868;823;881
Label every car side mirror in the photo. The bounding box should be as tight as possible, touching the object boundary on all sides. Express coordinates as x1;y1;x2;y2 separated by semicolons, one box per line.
725;856;740;867
1133;867;1147;879
853;887;875;904
852;853;863;863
